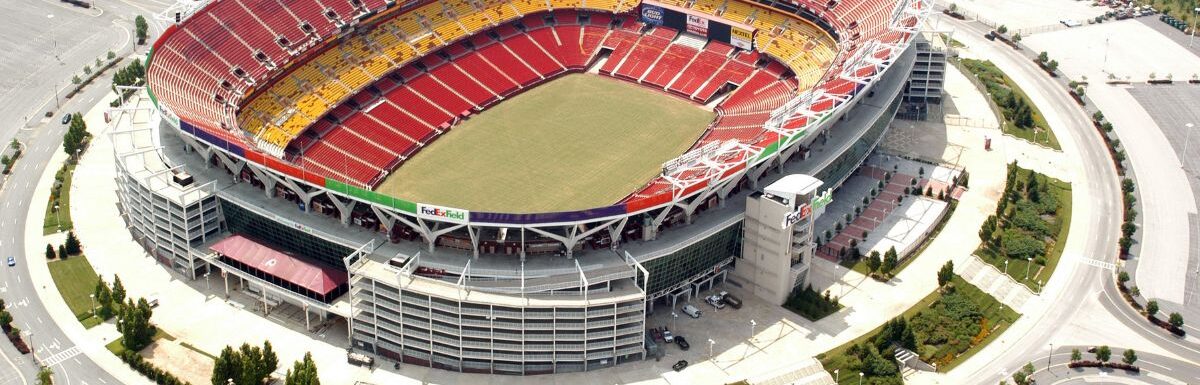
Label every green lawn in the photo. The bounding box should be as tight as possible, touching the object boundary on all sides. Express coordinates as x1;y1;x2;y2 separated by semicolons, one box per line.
376;73;715;213
819;276;1019;383
106;329;175;356
976;167;1072;290
43;163;76;234
47;256;102;327
960;59;1060;150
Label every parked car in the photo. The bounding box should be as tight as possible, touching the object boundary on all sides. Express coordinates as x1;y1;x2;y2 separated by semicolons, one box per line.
61;114;71;125
681;304;701;318
719;291;743;309
672;360;688;371
675;336;690;350
705;294;726;309
662;329;675;343
6;256;15;267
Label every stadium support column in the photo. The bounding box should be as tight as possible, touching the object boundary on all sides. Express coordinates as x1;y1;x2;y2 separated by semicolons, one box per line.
245;165;280;199
212;151;246;178
326;194;357;227
370;205;397;233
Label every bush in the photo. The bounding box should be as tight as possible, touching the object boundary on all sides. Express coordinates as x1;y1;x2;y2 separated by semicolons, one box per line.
784;285;841;321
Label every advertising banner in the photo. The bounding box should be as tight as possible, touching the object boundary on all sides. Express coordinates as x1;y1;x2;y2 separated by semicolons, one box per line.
686;14;709;35
417;203;469;224
730;27;754;50
781;204;812;229
641;4;665;26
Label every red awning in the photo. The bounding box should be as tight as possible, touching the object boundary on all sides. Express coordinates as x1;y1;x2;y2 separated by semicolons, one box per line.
211;235;347;295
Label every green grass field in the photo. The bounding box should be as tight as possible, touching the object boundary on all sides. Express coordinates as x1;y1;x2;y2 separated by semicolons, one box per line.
47;256;102;327
376;74;714;213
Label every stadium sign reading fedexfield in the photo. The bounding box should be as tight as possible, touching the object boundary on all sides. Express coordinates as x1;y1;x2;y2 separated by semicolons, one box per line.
418;204;469;223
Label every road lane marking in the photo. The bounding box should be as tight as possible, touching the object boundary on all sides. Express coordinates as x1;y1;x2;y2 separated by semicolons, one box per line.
41;346;81;367
1078;258;1115;270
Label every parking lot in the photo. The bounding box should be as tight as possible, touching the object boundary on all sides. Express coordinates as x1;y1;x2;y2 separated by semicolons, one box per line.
648;283;787;364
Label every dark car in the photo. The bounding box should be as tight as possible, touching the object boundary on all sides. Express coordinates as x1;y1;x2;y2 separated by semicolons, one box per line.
675;336;690;351
6;256;14;267
672;360;688;372
61;114;71;125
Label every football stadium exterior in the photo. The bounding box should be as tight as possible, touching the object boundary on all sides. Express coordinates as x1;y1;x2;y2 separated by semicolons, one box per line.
119;0;929;374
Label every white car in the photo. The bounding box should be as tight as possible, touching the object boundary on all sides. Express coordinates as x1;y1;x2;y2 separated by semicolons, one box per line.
662;329;675;343
681;304;702;318
705;295;726;309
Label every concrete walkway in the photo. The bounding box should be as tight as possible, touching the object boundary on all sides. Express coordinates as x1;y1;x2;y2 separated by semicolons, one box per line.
956;255;1037;313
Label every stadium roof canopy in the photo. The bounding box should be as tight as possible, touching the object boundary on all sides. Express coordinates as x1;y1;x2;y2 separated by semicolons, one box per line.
212;235;348;301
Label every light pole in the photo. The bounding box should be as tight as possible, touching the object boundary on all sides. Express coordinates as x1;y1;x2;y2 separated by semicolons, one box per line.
1047;343;1053;372
670;312;677;331
1183;123;1196;165
1191;7;1199;47
858;372;864;385
1025;257;1033;280
89;294;96;318
749;319;757;341
1004;260;1010;276
54;203;60;232
707;338;715;358
834;369;840;382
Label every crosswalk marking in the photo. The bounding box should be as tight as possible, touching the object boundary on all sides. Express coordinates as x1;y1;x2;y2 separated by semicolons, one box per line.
1079;258;1115;271
41;346;81;367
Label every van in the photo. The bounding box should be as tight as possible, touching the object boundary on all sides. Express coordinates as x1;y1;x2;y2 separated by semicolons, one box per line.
681;304;701;318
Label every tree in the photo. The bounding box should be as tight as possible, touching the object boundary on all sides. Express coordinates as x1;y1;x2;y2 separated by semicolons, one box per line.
1169;312;1185;328
937;261;955;287
0;310;12;328
881;247;899;276
212;346;243;385
107;51;116;60
135;15;149;45
1093;111;1104;122
866;251;882;275
64;231;81;255
1122;349;1137;365
1117;270;1130;284
83;65;92;75
1047;60;1058;72
95;279;114;320
118;298;154;352
262;341;279;381
1037;51;1048;63
284;352;320;385
37;367;53;385
1070;348;1082;362
112;276;126;305
212;341;278;385
71;75;81;85
1147;300;1159;317
1012;33;1022;43
57;245;68;261
1095;345;1111;363
45;244;56;260
998;25;1008;34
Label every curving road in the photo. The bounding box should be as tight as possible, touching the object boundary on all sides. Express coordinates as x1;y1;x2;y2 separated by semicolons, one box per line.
938;14;1200;385
0;1;169;385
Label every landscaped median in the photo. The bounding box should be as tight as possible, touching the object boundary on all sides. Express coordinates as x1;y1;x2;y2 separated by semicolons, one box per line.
958;58;1060;150
46;252;105;328
818;275;1020;384
975;163;1071;291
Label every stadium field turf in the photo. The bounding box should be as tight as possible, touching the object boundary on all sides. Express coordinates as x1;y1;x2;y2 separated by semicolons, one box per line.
375;73;714;213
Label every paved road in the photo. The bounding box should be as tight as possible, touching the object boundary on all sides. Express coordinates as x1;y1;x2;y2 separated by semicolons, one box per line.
1028;346;1200;385
0;1;170;384
935;16;1164;385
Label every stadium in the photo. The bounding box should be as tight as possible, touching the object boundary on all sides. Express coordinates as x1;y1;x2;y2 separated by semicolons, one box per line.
116;0;928;375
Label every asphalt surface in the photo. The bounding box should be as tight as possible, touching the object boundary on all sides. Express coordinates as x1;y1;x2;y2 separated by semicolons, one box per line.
0;1;171;384
938;16;1136;385
1029;346;1200;385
